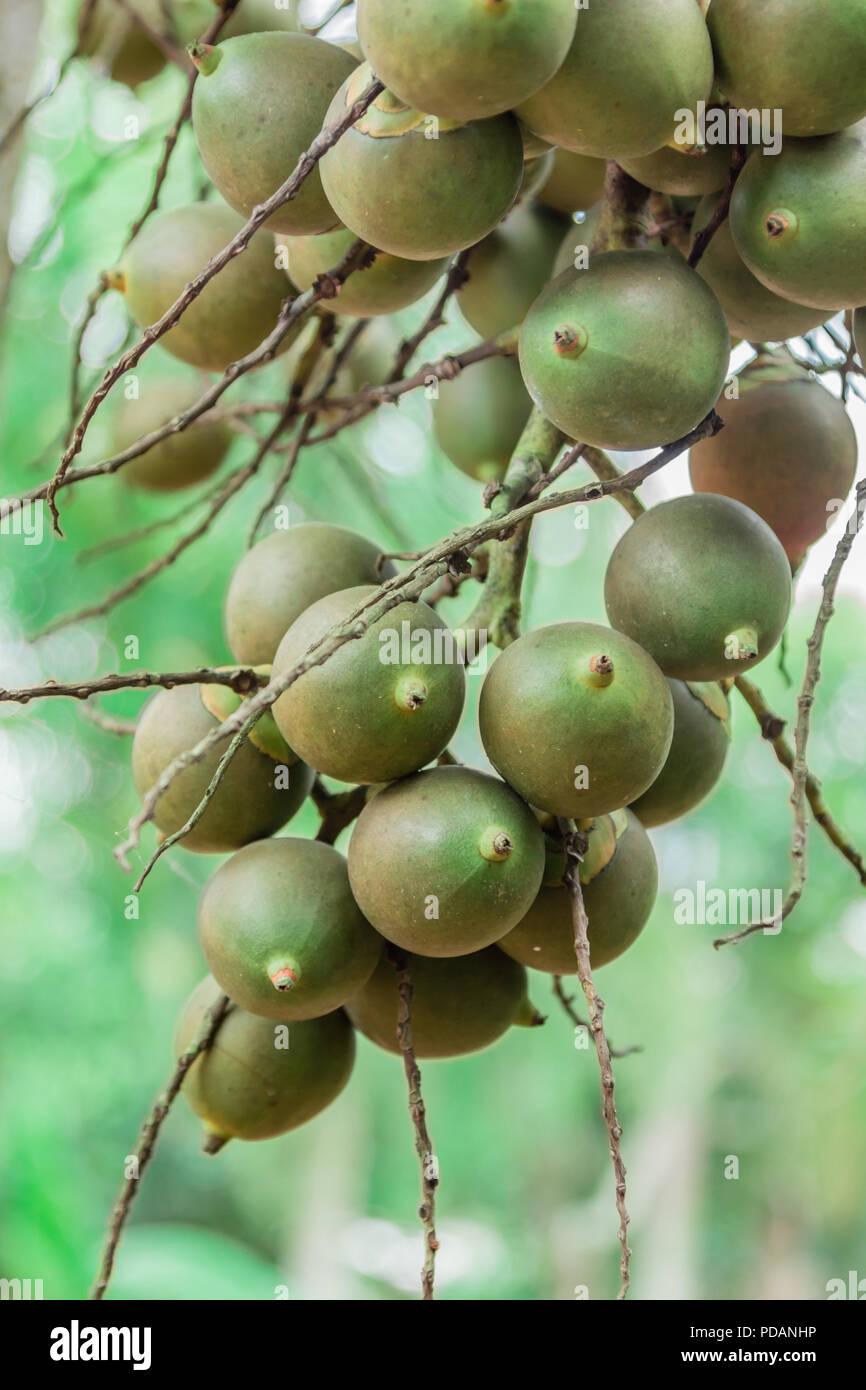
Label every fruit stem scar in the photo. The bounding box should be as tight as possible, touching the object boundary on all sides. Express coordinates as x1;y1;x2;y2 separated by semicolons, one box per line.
765;210;796;239
725;626;759;662
188;42;221;76
553;324;588;358
585;654;615;687
270;965;298;992
479;827;514;862
394;675;428;711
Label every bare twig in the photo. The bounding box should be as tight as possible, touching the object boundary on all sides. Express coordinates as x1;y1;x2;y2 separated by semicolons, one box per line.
79;703;139;737
552;978;643;1060
311;778;368;845
0;666;264;706
687;145;747;269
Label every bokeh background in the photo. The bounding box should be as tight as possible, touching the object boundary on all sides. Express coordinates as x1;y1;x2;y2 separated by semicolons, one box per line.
1;0;865;1301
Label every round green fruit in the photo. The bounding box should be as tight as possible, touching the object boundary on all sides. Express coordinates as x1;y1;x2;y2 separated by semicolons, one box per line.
191;34;355;235
131;680;313;853
219;0;300;38
433;354;532;484
518;251;730;449
346;947;542;1059
319;65;524;261
708;0;866;139
115;204;293;373
272;585;466;784
536;149;606;215
516;0;714;159
79;0;172;87
605;494;793;680
198;837;382;1021
225;523;397;666
347;766;546;957
111;379;231;492
457;202;570;340
357;0;577;122
729;122;866;312
617;141;731;197
498;809;658;973
277;227;448;317
690;356;858;568
629;681;731;828
176;975;355;1151
478;621;674;819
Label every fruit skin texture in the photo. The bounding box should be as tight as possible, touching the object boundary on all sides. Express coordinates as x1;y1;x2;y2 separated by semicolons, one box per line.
319;65;524;262
629;680;731;828
605;494;792;681
118;204;294;373
516;0;714;159
689;358;858;568
518;252;730;450
457;203;570;340
357;0;577;122
346;947;541;1059
433;355;532;484
272;585;466;785
347;767;546;958
225;523;397;666
729;122;866;312
478;622;674;819
617;142;730;197
198;838;382;1021
277;228;448;318
176;976;355;1149
131;682;312;853
112;379;231;492
499;809;658;973
707;0;866;139
191;35;356;235
536;149;606;215
691;192;827;343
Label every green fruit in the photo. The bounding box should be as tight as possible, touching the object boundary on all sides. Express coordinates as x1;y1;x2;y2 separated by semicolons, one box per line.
457;203;570;339
432;354;532;483
518;251;730;449
357;0;577;122
272;585;466;784
198;837;382;1021
604;494;792;680
855;307;866;358
225;523;397;665
191;34;356;235
116;204;293;373
347;766;546;957
691;192;828;342
276;228;448;317
319;64;524;261
79;0;169;87
346;947;542;1059
516;0;714;159
617;141;731;197
690;357;858;568
536;149;606;215
131;680;313;852
176;975;355;1151
707;0;866;138
478;622;674;818
111;378;232;492
220;0;300;38
629;681;731;828
498;809;658;973
729;122;866;312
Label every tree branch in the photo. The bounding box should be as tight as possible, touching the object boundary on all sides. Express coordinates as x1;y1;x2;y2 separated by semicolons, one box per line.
0;666;265;705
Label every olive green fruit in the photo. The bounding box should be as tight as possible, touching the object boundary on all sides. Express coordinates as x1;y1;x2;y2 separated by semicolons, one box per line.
518;252;730;449
478;622;674;819
605;494;793;681
357;0;577;122
498;809;657;973
111;379;231;492
347;767;546;958
79;0;173;87
519;126;554;164
516;0;714;159
617;141;730;197
198;838;381;1021
729;122;866;312
629;681;731;828
346;948;543;1059
689;356;858;568
319;65;524;261
691;192;828;342
225;523;397;666
432;355;532;483
219;0;300;38
190;34;356;235
131;680;313;853
707;0;866;139
114;204;293;373
276;228;448;318
536;149;606;215
855;307;866;359
457;203;570;340
272;585;466;784
176;975;355;1151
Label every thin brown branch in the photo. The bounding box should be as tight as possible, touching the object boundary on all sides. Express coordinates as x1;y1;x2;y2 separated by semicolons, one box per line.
79;703;139;737
687;145;747;269
552;977;643;1060
0;666;265;705
311;778;368;846
388;248;474;379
